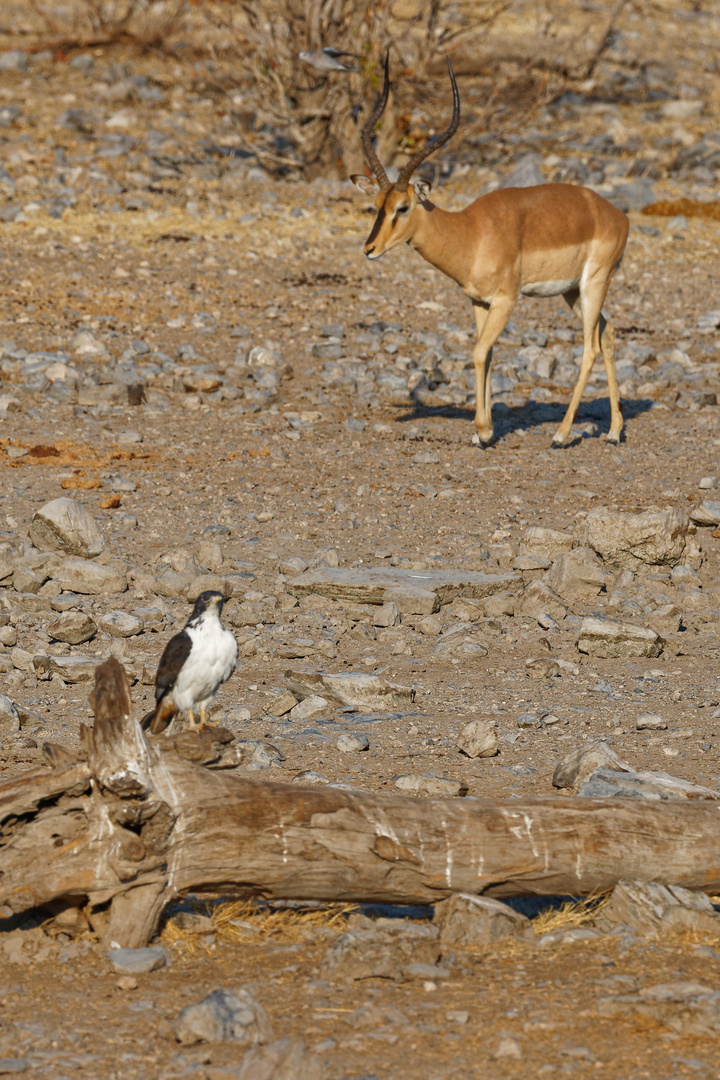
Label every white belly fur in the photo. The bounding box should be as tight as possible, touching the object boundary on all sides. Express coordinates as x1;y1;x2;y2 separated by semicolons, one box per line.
172;621;238;712
520;278;579;298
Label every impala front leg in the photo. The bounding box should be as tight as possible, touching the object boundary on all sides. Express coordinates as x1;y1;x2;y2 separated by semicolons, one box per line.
471;299;514;447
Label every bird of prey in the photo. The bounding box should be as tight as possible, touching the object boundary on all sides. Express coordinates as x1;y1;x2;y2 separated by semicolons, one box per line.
141;590;238;735
299;47;360;73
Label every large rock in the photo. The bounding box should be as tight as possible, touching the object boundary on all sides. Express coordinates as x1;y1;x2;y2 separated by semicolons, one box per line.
544;547;607;602
552;740;628;792
173;988;273;1046
575;507;689;570
51;557;127;595
577;616;663;658
287;566;520;607
30;498;105;558
597;879;720;937
434;894;534;945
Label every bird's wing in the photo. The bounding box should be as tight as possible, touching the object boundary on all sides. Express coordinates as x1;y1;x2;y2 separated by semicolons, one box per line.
155;630;193;703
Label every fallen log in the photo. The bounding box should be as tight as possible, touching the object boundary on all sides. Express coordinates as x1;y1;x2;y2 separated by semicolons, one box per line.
1;658;720;949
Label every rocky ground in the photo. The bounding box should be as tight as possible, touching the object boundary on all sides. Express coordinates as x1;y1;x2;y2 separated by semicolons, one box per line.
2;4;720;1077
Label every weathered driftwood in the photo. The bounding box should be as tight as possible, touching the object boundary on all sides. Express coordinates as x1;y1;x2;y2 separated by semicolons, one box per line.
2;658;720;949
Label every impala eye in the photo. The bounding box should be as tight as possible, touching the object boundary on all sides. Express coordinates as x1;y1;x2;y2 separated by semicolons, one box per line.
396;205;409;215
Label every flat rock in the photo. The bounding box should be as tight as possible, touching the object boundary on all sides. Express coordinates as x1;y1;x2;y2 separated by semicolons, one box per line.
577;617;663;658
434;894;534;945
578;766;720;801
598;982;720;1036
518;580;568;623
394;774;468;797
518;526;573;561
635;712;667;730
457;720;498;758
109;946;167;974
285;670;415;710
48;610;97;644
30;497;105;558
575;507;689;569
34;654;98;683
287;566;519;607
51;557;127;595
174;988;273;1045
98;610;144;638
235;1038;324;1080
288;694;329;720
321;922;440;982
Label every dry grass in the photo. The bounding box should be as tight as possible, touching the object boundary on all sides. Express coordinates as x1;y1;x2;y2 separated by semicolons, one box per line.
643;199;720;220
162;897;356;955
532;893;610;936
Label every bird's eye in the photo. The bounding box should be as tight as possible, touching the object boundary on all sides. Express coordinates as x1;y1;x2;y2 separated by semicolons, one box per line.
396;205;409;215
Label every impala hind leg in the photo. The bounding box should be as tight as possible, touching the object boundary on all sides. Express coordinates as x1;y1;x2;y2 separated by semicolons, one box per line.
470;298;514;447
599;317;623;444
552;284;607;447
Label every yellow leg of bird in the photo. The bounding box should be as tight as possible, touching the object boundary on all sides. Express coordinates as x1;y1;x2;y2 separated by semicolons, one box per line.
188;709;198;730
199;704;207;730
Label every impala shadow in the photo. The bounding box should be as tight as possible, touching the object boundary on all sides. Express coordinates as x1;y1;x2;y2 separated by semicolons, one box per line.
396;395;655;444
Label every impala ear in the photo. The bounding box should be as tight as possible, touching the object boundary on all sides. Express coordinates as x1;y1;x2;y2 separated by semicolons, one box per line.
412;178;432;201
351;174;380;196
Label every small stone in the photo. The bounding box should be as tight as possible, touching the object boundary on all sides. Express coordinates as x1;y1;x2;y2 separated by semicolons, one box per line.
48;610;97;644
195;540;223;572
446;1010;469;1024
116;975;138;991
0;693;20;734
337;732;369;752
493;1036;523;1059
457;720;498;758
288;694;329;720
173;987;273;1046
394;774;468;797
635;712;668;731
517;712;541;729
292;770;329;784
0;50;28;71
109;946;167;975
266;690;298;716
699;476;718;490
373;601;400;628
98;611;144;638
30;497;105;558
690;500;720;527
70;329;104;355
345;416;366;432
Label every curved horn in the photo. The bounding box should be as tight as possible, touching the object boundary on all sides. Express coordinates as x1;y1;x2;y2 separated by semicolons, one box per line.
395;57;460;190
361;51;392;191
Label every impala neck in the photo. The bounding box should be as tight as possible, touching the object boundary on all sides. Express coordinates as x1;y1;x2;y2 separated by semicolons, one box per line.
410;202;473;289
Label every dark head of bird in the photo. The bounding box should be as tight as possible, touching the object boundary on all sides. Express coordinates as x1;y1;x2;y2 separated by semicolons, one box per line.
189;590;225;620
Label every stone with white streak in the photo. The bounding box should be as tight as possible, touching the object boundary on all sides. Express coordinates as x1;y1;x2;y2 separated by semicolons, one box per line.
575;506;689;569
577;616;663;658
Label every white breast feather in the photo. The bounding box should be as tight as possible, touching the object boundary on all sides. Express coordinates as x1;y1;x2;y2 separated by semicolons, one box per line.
172;617;238;713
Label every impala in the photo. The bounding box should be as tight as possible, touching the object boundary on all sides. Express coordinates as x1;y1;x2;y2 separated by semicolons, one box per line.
352;57;630;448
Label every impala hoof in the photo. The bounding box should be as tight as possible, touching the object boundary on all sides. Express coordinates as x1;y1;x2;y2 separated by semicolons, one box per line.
550;437;567;450
471;432;494;448
606;433;621;445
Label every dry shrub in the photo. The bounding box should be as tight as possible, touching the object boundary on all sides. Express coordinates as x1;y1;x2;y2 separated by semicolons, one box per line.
26;0;187;49
200;0;514;176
